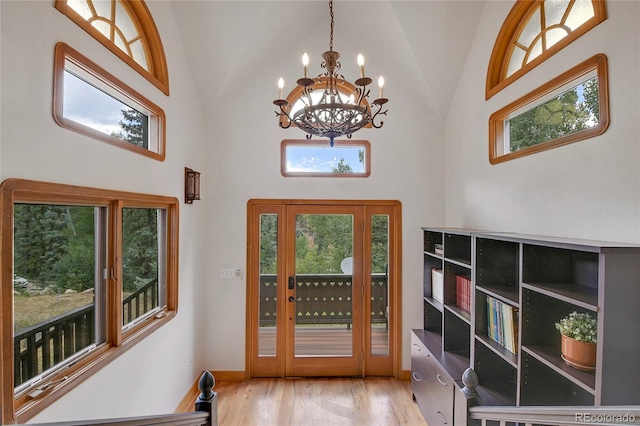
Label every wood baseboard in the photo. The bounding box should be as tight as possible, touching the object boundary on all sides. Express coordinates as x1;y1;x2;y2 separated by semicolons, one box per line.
211;370;246;381
400;370;411;381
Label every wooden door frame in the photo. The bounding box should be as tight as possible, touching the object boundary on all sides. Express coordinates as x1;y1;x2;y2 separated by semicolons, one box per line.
245;199;402;379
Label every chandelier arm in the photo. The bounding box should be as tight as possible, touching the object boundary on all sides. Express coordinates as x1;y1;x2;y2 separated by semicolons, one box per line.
370;104;389;129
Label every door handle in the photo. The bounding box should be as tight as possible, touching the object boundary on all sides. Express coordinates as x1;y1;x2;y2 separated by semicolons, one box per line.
288;296;295;302
288;276;295;290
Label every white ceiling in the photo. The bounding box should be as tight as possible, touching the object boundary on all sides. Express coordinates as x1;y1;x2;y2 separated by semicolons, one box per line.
170;0;487;122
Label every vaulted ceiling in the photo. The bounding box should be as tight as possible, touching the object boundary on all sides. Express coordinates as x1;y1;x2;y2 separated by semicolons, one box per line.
170;1;487;122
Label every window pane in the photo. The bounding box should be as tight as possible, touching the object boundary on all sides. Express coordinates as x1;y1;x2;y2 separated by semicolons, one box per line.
90;0;113;22
544;0;571;27
258;214;278;357
565;0;595;30
115;1;138;42
518;7;541;47
507;75;599;152
507;46;526;77
63;69;150;149
129;39;149;70
13;204;103;390
371;214;389;357
91;20;112;40
281;139;370;177
545;27;570;50
67;0;93;20
122;208;164;327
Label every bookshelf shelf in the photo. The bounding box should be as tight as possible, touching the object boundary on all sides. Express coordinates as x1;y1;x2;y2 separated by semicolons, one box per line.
413;228;640;421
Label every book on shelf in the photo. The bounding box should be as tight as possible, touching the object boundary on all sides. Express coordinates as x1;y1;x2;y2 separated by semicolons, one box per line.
486;295;518;355
431;268;444;303
455;275;471;313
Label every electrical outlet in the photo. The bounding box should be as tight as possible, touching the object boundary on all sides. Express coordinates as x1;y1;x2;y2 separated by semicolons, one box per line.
220;268;235;279
234;269;242;282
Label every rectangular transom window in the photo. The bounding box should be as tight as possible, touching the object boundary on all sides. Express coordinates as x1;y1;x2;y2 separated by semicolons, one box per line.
281;139;371;177
1;179;179;424
53;43;166;161
489;54;609;164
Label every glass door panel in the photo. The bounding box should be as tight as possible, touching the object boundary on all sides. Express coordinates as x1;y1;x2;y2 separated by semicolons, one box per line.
258;213;278;357
293;213;354;357
370;214;389;357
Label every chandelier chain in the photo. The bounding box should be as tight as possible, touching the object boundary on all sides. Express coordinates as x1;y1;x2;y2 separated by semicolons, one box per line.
329;0;334;51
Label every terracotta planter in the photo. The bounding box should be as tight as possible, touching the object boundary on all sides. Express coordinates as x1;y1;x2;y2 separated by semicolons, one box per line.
561;334;596;371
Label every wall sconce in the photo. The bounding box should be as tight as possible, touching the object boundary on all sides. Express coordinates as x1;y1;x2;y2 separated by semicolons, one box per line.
185;167;201;204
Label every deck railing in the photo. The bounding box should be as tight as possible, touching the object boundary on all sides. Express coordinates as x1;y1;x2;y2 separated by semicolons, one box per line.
14;278;159;387
259;273;388;327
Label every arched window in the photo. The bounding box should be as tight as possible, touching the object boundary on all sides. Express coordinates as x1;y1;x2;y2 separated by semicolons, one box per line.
486;0;606;99
55;0;169;95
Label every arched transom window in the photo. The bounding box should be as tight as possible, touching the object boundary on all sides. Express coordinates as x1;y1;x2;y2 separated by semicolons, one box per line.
486;0;606;99
55;0;169;95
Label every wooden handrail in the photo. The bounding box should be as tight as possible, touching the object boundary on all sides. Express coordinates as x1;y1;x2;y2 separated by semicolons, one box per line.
26;411;210;426
469;405;640;426
26;372;217;426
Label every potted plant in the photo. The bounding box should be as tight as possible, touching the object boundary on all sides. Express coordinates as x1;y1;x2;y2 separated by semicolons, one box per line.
555;311;597;371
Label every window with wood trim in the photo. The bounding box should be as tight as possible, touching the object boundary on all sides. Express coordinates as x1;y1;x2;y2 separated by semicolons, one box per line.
489;54;609;164
54;0;169;95
486;0;606;99
0;179;179;424
53;43;166;161
281;139;371;177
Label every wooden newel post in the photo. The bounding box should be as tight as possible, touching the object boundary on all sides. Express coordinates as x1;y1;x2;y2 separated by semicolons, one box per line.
195;371;218;426
462;368;482;425
455;368;482;426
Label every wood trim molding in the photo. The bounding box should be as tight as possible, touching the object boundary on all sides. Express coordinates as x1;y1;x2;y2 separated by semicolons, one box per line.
0;178;179;424
489;54;609;164
245;199;402;379
53;42;166;161
54;0;170;95
486;0;607;100
280;139;371;178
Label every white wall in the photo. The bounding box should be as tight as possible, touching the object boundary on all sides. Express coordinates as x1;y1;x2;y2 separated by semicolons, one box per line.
197;1;444;374
0;1;207;422
446;0;640;244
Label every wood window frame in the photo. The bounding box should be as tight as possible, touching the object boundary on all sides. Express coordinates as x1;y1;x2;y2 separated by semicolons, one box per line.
280;139;371;177
486;0;607;100
0;179;179;424
53;43;166;161
489;54;609;164
54;0;170;95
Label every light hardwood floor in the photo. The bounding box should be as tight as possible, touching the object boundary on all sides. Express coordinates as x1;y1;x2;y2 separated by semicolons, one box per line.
210;377;427;426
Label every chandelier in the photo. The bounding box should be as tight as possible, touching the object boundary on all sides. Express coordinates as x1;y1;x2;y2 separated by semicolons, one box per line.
273;0;388;147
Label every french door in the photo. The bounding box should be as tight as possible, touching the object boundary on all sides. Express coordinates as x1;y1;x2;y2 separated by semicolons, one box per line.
246;200;401;378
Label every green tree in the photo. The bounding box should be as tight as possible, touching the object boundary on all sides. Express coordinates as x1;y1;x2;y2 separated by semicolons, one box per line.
259;214;278;274
509;77;597;151
332;157;353;173
122;208;158;292
112;108;147;148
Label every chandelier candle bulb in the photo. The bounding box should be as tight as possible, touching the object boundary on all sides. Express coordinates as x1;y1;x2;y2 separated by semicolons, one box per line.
378;76;384;98
357;54;365;78
302;53;309;78
278;78;284;99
